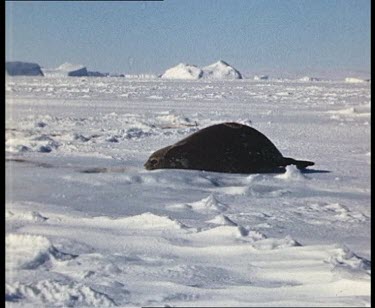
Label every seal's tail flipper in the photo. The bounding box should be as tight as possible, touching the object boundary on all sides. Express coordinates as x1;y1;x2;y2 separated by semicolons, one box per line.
283;157;315;169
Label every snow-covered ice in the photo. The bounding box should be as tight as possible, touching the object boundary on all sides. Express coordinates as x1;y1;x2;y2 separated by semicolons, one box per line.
5;76;371;307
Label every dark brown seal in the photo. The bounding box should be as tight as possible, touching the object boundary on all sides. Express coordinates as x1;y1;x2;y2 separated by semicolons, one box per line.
144;122;314;173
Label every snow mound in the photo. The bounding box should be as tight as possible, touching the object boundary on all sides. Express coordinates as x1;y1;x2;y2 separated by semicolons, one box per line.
188;194;228;212
155;111;198;128
6;131;61;153
195;225;250;239
6;280;116;307
110;212;187;230
292;202;368;226
161;63;203;80
207;214;237;226
42;62;88;77
6;61;44;76
6;234;75;270
252;235;301;250
324;203;368;223
167;194;228;212
254;75;269;81
345;77;368;83
202;60;242;79
328;246;371;273
6;210;48;222
327;106;370;117
299;76;320;82
330;107;359;115
275;165;307;180
191;226;268;244
66;212;189;230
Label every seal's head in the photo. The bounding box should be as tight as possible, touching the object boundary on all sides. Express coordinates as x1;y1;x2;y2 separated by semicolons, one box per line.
144;146;172;170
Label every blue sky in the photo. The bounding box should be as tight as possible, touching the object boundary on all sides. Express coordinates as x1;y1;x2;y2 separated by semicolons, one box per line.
6;0;370;74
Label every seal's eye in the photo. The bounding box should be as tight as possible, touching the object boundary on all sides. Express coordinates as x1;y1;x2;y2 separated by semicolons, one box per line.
150;158;158;165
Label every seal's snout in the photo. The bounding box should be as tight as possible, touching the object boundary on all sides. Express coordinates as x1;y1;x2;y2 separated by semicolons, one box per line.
144;160;152;170
144;157;159;170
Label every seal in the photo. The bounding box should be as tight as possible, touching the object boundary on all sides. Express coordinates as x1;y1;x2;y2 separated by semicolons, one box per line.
144;122;314;173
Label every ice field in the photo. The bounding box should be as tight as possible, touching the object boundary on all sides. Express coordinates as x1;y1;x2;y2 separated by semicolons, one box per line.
5;76;371;307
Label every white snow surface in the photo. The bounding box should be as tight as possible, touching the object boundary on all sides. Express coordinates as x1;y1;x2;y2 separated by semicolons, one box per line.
5;76;371;307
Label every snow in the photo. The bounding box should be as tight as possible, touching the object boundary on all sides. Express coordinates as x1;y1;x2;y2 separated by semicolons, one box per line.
6;61;44;76
42;62;88;77
275;165;307;181
123;74;157;79
5;76;371;307
206;214;238;226
161;63;203;80
345;77;368;83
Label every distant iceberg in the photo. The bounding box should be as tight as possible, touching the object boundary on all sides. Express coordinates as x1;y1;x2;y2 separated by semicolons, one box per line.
202;60;242;79
161;61;242;80
6;61;44;76
42;62;88;77
87;71;109;77
345;77;368;83
254;75;269;81
161;63;203;80
108;73;125;77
